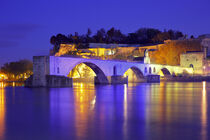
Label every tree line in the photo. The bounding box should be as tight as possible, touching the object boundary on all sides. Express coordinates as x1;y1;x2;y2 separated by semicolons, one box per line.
0;60;33;81
50;27;184;53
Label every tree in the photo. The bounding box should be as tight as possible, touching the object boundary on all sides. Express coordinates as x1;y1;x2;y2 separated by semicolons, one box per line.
93;28;106;43
86;28;92;37
50;27;186;55
1;60;33;80
107;27;115;42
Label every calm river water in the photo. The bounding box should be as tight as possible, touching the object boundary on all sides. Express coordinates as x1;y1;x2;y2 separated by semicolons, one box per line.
0;82;209;140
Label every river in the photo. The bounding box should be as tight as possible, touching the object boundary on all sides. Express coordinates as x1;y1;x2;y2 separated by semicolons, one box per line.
0;82;209;140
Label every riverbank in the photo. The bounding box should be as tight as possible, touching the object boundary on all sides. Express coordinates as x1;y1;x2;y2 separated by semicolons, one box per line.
161;76;210;82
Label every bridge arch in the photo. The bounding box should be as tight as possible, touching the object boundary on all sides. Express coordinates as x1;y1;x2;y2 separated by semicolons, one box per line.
68;62;108;84
124;66;145;82
158;68;171;77
183;69;191;76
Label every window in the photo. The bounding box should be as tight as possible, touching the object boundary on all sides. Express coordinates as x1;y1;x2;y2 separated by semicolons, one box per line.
113;66;117;76
189;64;194;69
149;67;152;74
144;67;147;73
153;67;156;73
57;67;60;74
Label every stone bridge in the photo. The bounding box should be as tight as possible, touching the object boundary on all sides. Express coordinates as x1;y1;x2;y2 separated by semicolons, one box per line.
31;56;193;87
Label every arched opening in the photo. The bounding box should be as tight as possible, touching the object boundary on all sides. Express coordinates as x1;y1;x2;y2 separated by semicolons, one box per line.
158;68;171;78
144;67;147;73
149;67;152;74
183;69;190;76
113;66;117;76
124;67;145;83
153;67;156;73
68;62;108;84
189;64;194;69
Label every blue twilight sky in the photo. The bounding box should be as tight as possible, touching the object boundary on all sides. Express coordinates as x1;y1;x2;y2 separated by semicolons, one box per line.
0;0;210;66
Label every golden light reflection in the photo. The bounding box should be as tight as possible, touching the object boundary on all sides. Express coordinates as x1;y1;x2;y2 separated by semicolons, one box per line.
73;82;96;139
0;82;5;139
123;84;128;138
146;82;195;126
158;82;166;122
201;81;207;140
0;82;5;88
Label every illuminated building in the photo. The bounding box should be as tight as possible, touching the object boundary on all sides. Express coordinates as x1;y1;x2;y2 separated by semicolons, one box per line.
0;74;8;81
180;37;210;75
55;43;163;61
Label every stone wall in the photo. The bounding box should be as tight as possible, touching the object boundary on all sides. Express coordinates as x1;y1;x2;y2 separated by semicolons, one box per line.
55;44;77;56
146;75;160;82
32;56;49;86
107;76;128;84
31;56;73;87
201;38;210;57
180;52;204;75
46;75;72;87
203;59;210;76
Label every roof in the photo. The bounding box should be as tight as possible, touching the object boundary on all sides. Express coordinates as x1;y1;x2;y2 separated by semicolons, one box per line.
133;57;144;61
186;51;203;53
89;43;141;48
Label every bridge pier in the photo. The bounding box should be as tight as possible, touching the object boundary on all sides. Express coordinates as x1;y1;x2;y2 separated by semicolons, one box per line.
94;76;128;84
146;75;160;82
107;76;128;84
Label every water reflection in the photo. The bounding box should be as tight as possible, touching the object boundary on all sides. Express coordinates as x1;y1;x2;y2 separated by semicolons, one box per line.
1;82;210;140
201;81;207;140
0;81;24;87
123;84;128;139
145;82;204;139
0;82;5;139
73;83;96;140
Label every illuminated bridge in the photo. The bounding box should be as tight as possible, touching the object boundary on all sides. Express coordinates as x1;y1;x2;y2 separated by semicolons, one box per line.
31;56;193;87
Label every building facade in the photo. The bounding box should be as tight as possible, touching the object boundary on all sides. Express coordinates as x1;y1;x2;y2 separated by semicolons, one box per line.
180;37;210;75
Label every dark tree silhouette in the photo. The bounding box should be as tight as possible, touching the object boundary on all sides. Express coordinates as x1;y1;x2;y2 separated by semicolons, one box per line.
50;27;185;54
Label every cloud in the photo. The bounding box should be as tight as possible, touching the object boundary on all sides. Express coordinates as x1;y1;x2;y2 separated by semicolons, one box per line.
0;23;42;32
0;23;43;48
0;40;19;48
0;23;43;39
